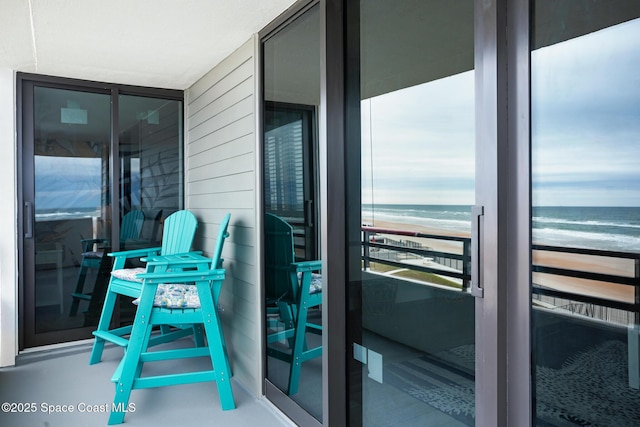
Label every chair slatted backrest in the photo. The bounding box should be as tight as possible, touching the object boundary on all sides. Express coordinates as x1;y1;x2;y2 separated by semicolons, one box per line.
211;214;231;270
120;210;145;241
265;213;296;303
160;210;198;255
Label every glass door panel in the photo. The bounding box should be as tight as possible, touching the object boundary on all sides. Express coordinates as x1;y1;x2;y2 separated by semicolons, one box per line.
118;94;183;247
31;86;111;337
113;94;184;327
264;103;317;261
262;3;322;423
21;77;185;348
347;1;476;425
531;2;640;425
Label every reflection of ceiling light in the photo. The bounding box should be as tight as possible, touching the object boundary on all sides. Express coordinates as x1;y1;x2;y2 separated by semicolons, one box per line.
137;110;159;124
60;101;87;124
147;110;159;124
60;108;88;124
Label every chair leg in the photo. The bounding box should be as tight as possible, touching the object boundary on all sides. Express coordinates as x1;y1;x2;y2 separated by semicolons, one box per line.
288;304;310;396
89;283;118;365
69;263;89;316
277;301;296;348
198;282;235;410
193;324;206;347
108;298;154;425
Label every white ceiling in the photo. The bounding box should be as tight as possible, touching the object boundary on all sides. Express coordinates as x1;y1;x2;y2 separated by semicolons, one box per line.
0;0;297;90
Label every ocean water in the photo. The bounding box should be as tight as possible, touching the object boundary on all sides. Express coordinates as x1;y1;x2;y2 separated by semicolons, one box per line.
532;206;640;253
363;204;640;253
35;207;100;221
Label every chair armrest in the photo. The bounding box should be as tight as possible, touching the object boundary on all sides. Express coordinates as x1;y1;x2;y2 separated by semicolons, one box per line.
136;268;225;283
80;238;109;251
291;260;323;297
291;260;322;272
144;251;204;266
108;247;162;259
81;238;108;244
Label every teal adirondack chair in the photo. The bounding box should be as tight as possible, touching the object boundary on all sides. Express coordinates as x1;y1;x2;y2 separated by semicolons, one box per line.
70;209;145;316
265;213;322;395
108;213;233;425
89;210;198;365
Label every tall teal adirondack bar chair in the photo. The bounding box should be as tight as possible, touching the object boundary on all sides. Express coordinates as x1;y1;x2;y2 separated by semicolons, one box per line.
70;210;145;316
265;213;322;395
108;213;234;425
89;210;198;365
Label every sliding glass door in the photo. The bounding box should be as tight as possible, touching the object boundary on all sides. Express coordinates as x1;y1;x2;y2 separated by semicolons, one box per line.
20;75;183;348
343;1;479;425
531;2;640;425
260;0;640;424
261;3;322;425
21;83;112;347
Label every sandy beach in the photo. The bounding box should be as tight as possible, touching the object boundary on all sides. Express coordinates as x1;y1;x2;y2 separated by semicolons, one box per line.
364;218;637;305
363;219;468;255
532;251;635;304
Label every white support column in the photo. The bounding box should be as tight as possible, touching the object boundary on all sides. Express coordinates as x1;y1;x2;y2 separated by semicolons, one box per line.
0;67;18;367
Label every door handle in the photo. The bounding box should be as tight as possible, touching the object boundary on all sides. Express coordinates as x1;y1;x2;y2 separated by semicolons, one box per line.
471;205;484;298
305;200;313;227
24;201;34;239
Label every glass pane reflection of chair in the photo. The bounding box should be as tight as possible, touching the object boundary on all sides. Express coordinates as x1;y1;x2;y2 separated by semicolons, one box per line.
89;209;198;365
108;213;234;425
265;213;322;395
69;210;144;317
35;242;64;314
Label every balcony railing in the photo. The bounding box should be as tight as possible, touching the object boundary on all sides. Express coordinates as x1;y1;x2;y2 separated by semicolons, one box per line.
362;226;471;289
361;226;640;316
532;244;640;315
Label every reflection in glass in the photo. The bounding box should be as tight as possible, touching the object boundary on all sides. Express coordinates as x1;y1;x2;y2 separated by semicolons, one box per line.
115;95;184;326
31;87;184;337
264;103;317;260
531;3;640;425
262;4;322;421
349;1;475;425
118;95;183;246
34;87;111;333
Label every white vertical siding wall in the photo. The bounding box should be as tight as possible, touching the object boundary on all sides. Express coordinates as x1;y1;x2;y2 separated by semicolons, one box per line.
185;37;261;395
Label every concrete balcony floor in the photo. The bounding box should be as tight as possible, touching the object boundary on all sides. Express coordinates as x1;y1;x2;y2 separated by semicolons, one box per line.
0;340;295;427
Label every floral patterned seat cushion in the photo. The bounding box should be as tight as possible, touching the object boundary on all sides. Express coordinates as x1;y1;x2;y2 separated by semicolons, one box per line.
132;284;201;309
111;268;146;283
297;272;323;294
82;251;105;259
113;268;202;308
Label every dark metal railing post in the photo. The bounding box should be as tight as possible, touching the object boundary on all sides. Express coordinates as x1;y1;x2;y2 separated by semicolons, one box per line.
635;258;640;320
462;238;471;291
363;230;370;271
629;258;640;389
